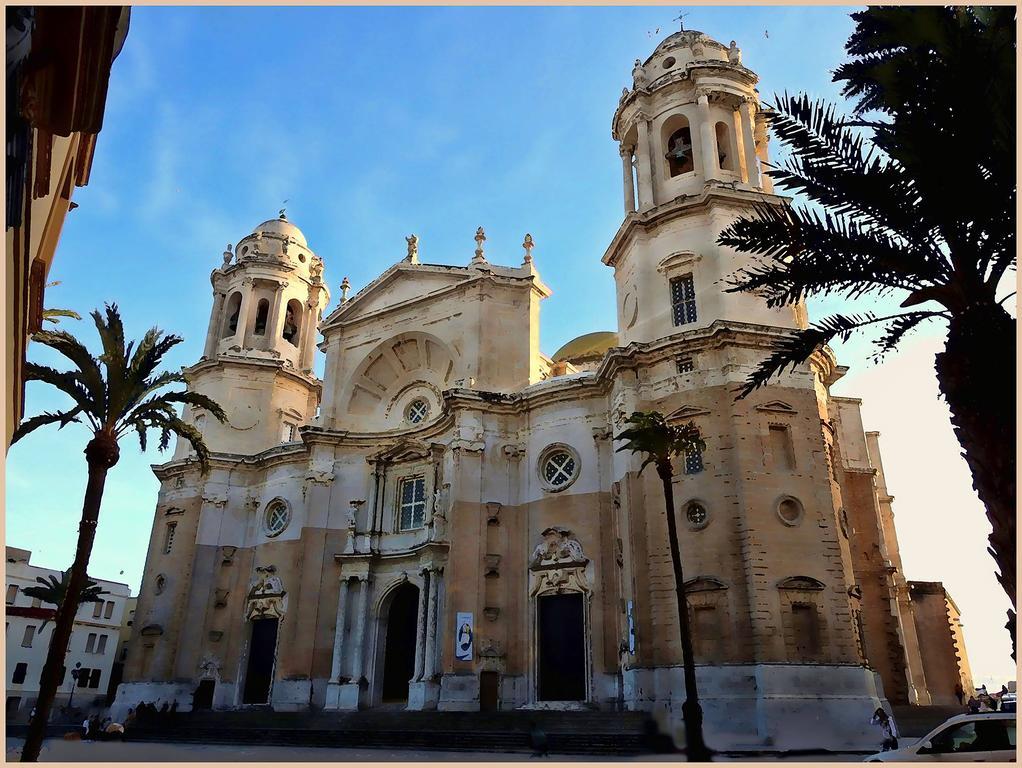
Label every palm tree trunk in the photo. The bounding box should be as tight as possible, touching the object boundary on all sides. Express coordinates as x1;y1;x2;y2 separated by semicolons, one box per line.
934;302;1015;658
21;436;118;762
657;460;711;761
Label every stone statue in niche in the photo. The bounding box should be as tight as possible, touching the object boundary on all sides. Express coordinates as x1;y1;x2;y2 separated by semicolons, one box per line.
728;40;742;65
309;258;323;282
282;308;298;344
631;59;648;89
430;483;450;540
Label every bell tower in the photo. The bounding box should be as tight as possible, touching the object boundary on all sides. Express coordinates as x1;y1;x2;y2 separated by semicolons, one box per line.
173;213;331;457
605;29;806;346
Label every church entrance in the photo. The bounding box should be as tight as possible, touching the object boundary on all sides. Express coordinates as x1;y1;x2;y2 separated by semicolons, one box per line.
242;617;278;704
381;582;419;703
537;593;586;701
192;679;215;710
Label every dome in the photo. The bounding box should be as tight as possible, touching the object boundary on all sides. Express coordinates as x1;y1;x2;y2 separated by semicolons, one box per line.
251;214;308;248
552;331;619;364
649;29;727;60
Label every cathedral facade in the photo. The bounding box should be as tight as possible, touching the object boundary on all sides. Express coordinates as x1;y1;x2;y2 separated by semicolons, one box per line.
114;29;970;750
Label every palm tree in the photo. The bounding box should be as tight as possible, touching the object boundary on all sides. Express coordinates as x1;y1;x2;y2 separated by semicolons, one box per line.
12;303;226;762
22;571;106;631
615;411;710;761
716;6;1015;654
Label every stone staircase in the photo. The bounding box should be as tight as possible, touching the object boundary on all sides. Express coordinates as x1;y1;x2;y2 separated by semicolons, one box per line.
15;710;663;756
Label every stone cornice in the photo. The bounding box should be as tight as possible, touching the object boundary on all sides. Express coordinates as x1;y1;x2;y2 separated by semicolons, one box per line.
602;186;792;267
185;355;322;391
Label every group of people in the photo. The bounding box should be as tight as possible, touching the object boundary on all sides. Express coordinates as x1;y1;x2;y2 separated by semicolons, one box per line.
965;684;1011;714
79;714;124;742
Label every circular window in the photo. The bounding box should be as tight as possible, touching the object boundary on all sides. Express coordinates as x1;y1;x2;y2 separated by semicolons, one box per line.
777;496;805;527
264;500;291;537
298;253;306;263
405;398;430;425
539;445;580;492
685;501;709;530
662;56;676;69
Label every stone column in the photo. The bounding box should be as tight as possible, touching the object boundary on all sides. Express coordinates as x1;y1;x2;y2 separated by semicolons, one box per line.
413;570;430;681
350;576;371;682
203;291;225;358
329;577;350;683
634;116;655;212
267;281;286;347
299;304;317;372
739;100;761;188
235;280;254;346
619;145;636;214
422;567;441;678
697;92;719;183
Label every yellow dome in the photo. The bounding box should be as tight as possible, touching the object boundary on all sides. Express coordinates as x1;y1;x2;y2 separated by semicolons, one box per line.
552;331;619;363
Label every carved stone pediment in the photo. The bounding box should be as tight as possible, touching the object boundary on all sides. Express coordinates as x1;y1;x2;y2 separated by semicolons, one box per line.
368;440;431;465
529;528;590;597
685;576;728;593
777;575;826;592
656;250;701;274
756;400;797;414
666;404;711;420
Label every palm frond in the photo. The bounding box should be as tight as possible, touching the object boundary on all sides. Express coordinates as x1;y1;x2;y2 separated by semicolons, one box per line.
28;329;106;418
22;362;100;425
11;407;86;444
42;308;82;324
125;410;214;473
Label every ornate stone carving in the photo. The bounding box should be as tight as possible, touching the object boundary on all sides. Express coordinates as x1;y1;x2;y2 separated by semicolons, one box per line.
483;607;500;622
529;527;591;596
502;443;526;458
484;554;501;578
222;244;233;267
306;458;334;485
619;86;630;104
198;652;222;679
591;425;613;441
214;589;229;608
220;546;237;565
309;257;324;282
530;527;586;569
246;565;287;620
485;501;501;525
202;491;228;508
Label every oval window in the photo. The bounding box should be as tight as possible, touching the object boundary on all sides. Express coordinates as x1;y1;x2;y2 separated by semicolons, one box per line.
685;501;709;529
662;56;676;69
264;500;291;537
539;446;580;492
777;496;805;527
405;398;430;425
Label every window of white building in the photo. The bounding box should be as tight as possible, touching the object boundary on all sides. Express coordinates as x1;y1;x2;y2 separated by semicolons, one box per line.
97;635;108;655
21;626;35;648
6;585;17;605
163;522;177;554
104;601;114;619
671;274;697;326
86;633;97;653
397;477;427;531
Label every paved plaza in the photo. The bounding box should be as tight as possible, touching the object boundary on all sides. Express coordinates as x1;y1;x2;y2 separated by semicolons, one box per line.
6;737;864;762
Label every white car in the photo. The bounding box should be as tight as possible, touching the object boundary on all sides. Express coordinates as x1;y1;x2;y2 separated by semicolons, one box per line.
864;712;1016;762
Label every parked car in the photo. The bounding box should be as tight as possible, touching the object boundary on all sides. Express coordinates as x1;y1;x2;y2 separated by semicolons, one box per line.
1002;693;1017;714
864;712;1016;762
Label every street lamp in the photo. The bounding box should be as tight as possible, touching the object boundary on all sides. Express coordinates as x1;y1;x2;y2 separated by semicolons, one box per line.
68;663;82;710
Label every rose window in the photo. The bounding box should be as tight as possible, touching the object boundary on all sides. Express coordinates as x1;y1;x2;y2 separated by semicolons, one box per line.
405;399;430;425
543;451;577;489
264;501;290;537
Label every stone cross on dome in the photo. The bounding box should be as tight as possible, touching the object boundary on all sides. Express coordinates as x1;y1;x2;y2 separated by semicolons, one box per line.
674;10;689;31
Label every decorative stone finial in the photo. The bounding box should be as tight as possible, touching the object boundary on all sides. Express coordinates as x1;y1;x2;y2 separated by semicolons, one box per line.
340;276;351;302
522;233;534;264
405;234;419;264
472;227;487;265
222;244;233;267
620;87;630;104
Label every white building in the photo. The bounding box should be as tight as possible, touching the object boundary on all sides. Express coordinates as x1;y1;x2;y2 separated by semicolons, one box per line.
5;547;132;720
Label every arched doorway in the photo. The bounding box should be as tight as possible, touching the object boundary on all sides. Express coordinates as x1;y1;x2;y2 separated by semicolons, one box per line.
242;617;278;704
380;582;420;703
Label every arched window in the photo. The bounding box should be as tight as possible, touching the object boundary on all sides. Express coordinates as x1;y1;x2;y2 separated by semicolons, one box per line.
253;299;269;336
222;292;242;338
715;122;734;171
282;300;302;346
664;120;695;177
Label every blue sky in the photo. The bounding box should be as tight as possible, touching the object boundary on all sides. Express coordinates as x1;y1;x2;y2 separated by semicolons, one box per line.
6;7;1013;687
